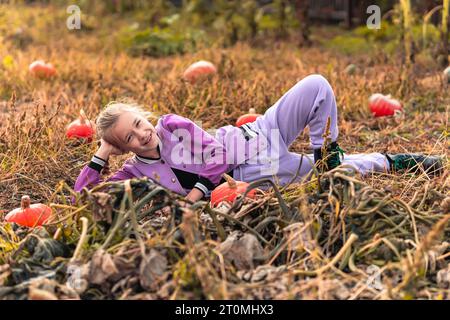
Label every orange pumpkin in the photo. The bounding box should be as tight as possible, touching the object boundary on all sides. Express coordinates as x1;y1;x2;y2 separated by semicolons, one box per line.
5;195;51;228
236;108;261;127
66;109;95;141
368;93;403;117
183;60;217;84
210;174;256;207
29;60;56;78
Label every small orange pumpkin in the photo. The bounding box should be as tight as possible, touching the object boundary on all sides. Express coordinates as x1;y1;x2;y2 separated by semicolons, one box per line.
5;195;52;227
66;109;95;141
368;93;403;117
236;108;262;127
210;174;256;207
183;60;217;84
29;60;56;78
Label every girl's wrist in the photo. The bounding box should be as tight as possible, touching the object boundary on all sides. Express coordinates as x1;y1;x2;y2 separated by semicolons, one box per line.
186;188;204;202
94;146;111;161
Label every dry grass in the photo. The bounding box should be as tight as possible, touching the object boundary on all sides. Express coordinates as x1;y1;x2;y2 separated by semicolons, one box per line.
0;4;449;300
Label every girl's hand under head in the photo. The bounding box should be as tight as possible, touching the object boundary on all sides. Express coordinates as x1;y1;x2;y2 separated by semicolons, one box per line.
95;138;125;160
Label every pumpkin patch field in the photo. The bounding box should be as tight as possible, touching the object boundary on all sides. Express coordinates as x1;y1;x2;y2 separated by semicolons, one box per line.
0;2;449;301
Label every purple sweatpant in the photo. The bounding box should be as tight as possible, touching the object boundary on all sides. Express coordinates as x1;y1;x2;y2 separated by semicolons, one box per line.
233;74;389;185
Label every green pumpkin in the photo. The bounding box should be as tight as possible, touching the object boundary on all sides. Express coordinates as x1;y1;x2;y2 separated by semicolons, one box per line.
345;64;357;75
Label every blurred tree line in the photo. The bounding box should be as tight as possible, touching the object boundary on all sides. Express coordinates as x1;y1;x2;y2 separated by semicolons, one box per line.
91;0;316;56
7;0;449;63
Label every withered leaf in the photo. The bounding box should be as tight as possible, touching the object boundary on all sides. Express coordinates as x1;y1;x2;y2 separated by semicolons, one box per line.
24;231;70;264
437;264;450;289
0;264;11;286
139;249;168;291
283;222;315;251
28;287;58;300
217;231;264;270
88;192;113;223
88;249;119;285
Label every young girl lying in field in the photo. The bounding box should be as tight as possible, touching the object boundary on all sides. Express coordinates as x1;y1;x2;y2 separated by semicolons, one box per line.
74;74;443;203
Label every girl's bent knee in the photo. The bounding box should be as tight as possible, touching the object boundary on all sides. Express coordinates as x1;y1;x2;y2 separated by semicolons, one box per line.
302;74;331;89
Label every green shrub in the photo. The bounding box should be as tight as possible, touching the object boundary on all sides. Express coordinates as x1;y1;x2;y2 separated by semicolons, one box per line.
327;21;444;56
325;35;372;55
119;25;206;57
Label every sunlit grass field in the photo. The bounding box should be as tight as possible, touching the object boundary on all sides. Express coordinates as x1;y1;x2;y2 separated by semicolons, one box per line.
0;3;448;300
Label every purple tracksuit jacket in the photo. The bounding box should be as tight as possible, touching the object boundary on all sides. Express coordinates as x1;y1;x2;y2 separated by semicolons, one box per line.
74;74;389;197
74;113;269;196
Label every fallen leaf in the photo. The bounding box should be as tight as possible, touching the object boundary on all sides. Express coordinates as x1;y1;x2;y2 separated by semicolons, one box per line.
139;249;168;291
217;231;264;270
29;287;58;300
24;229;70;264
88;249;119;285
437;264;450;289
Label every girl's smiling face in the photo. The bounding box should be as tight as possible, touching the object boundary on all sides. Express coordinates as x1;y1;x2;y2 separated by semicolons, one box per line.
107;111;159;156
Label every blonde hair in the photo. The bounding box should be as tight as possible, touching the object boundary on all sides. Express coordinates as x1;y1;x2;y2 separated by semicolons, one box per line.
96;101;157;141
